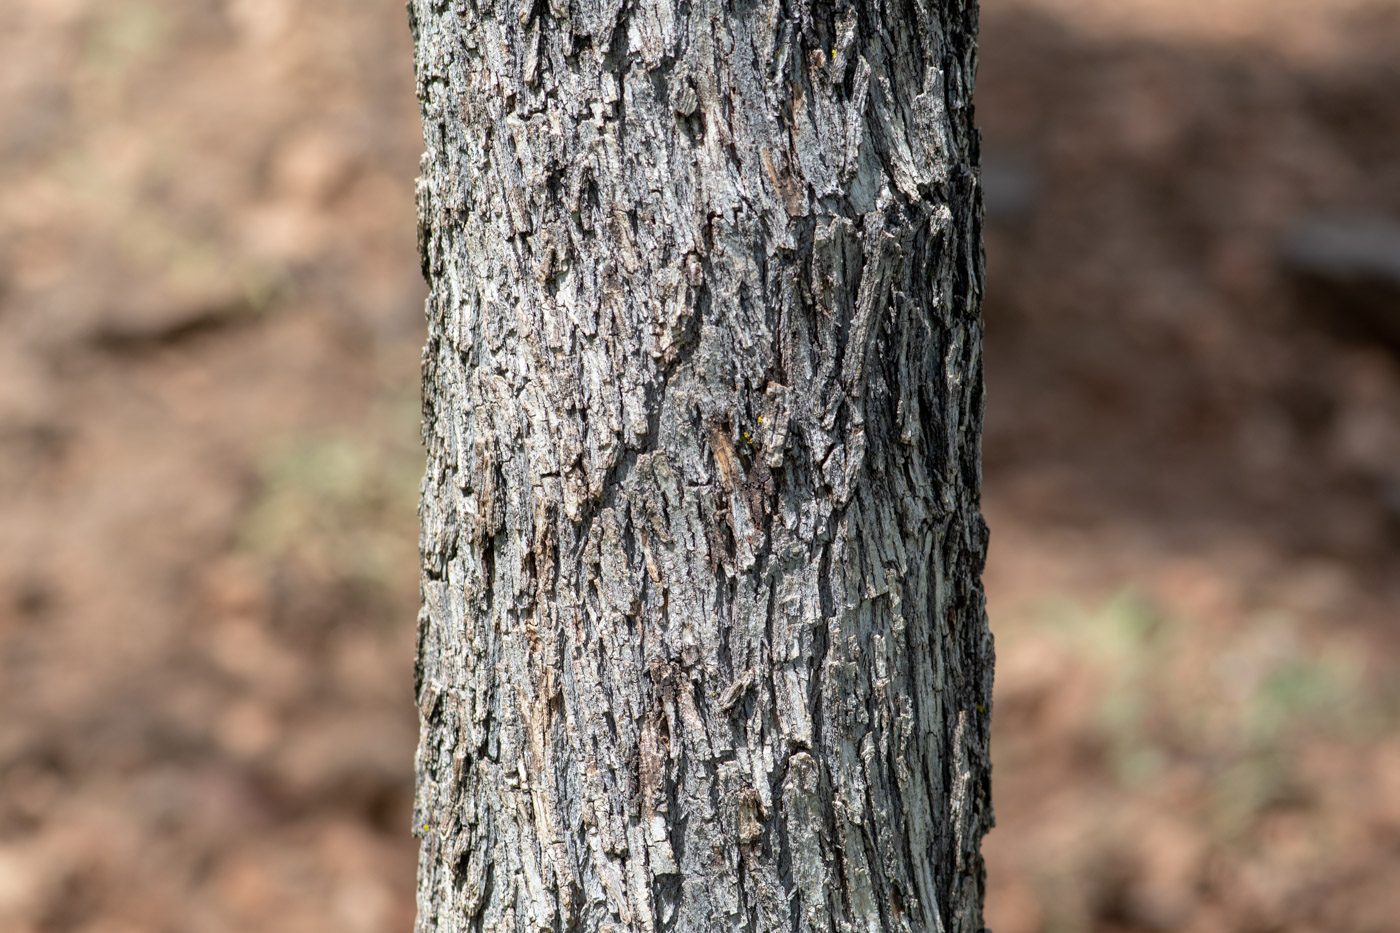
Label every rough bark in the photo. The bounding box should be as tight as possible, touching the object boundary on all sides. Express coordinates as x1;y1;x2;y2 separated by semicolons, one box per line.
409;2;992;931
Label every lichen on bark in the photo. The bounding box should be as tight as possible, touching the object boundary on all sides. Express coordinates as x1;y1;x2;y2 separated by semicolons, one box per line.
410;1;993;931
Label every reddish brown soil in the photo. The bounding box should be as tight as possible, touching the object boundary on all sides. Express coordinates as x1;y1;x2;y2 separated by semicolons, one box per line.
0;2;1397;932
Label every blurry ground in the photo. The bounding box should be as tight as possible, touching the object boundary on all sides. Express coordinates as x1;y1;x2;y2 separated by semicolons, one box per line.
0;1;1398;931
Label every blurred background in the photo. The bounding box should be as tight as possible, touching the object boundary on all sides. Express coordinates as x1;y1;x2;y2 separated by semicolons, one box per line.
0;0;1397;931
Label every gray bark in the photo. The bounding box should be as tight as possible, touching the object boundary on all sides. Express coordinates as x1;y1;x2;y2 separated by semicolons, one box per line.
409;2;992;931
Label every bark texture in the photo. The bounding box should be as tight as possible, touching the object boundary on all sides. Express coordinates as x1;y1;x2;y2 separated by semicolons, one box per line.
410;2;992;931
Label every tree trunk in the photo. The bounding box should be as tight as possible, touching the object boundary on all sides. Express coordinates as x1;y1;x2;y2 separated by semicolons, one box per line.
409;2;992;931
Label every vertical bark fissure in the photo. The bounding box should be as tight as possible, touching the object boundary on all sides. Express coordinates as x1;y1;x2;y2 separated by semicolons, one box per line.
412;1;992;931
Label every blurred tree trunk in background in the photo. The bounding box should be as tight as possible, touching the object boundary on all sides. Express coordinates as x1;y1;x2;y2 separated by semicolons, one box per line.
409;1;992;931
